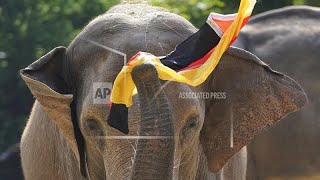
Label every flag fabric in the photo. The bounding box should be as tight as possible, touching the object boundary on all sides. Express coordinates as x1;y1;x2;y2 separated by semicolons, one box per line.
107;0;256;134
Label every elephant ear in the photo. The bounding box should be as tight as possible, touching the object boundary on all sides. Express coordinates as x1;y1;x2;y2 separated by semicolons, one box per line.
20;47;87;177
200;47;307;172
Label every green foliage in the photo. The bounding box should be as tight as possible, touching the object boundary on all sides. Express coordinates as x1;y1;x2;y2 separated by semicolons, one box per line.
150;0;319;27
150;0;227;27
0;0;119;152
0;0;318;152
292;0;320;6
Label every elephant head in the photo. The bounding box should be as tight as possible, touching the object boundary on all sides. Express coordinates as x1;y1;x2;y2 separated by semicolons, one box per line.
20;4;307;180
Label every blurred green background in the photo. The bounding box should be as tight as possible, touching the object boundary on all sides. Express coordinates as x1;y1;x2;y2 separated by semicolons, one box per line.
0;0;319;152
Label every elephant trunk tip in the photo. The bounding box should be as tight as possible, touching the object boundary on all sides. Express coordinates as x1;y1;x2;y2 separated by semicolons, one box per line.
132;64;159;83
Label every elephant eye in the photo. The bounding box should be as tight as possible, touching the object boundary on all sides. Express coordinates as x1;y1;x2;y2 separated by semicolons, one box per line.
87;119;99;130
188;120;197;128
180;116;200;145
187;117;198;129
85;119;105;137
84;119;106;147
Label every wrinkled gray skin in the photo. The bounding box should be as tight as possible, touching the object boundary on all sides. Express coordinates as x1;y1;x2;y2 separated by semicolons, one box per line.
234;5;320;179
20;3;307;180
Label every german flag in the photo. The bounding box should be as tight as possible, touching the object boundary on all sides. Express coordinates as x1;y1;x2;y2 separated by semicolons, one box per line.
108;0;256;134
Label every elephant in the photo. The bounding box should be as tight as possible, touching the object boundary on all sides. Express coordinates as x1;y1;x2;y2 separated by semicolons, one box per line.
233;5;320;180
20;3;307;180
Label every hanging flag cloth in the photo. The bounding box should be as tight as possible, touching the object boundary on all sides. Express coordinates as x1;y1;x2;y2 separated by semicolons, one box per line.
107;0;256;134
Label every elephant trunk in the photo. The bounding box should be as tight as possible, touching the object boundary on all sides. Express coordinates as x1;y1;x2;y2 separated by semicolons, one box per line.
131;64;175;180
